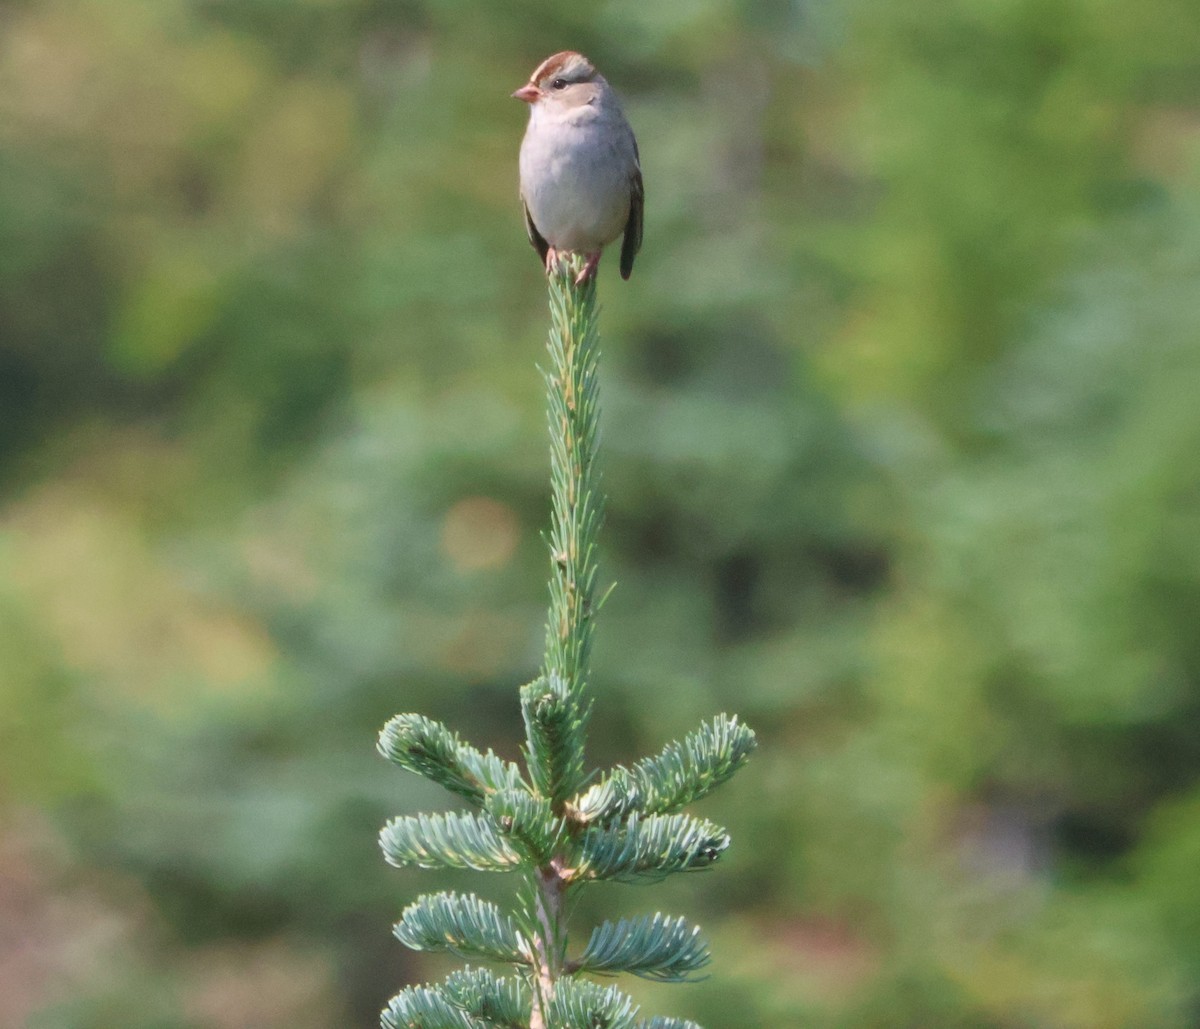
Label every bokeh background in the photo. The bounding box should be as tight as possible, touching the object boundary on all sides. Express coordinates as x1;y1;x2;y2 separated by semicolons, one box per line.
3;0;1200;1026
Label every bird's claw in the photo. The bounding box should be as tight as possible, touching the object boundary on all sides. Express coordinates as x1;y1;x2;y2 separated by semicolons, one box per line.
544;248;601;286
574;252;601;285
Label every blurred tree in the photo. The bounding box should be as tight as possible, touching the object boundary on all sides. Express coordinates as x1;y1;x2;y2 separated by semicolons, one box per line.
0;0;1197;1025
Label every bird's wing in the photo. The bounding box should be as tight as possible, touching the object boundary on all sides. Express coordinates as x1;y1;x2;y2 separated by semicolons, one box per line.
620;145;644;281
522;196;550;267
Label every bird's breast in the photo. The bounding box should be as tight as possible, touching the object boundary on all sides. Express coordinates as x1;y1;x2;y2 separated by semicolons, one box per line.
520;119;632;252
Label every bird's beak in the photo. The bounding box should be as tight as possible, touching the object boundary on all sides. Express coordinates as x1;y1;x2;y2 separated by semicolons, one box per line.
511;83;539;104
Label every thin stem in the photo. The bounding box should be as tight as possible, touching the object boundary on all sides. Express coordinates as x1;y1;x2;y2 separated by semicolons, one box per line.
529;860;567;1029
529;256;603;1026
541;259;602;698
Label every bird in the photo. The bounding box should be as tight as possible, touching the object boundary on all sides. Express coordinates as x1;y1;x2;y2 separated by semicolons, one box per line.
513;52;643;285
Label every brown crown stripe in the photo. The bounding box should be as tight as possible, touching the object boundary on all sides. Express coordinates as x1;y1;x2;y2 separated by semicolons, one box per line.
530;51;594;85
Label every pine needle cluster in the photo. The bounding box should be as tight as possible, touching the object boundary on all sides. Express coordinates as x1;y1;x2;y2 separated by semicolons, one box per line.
377;258;755;1029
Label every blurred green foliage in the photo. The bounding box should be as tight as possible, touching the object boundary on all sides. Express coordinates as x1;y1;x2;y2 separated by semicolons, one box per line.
2;0;1199;1026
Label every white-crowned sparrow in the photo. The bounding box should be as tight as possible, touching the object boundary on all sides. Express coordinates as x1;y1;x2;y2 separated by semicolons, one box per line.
513;52;643;285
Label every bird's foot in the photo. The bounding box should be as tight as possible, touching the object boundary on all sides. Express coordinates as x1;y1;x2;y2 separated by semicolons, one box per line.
543;248;601;285
574;252;601;286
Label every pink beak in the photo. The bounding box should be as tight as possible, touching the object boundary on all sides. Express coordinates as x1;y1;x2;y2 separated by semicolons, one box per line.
512;83;539;104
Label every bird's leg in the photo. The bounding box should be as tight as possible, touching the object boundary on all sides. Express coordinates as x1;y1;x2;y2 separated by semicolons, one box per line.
574;251;602;285
544;247;560;275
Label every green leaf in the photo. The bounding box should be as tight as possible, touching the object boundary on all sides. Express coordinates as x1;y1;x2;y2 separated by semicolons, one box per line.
379;811;522;872
485;788;564;865
378;713;525;806
637;1019;704;1029
548;978;638;1029
521;674;589;808
572;715;756;823
574;813;729;882
381;984;480;1029
443;967;530;1027
394;892;532;966
575;913;710;982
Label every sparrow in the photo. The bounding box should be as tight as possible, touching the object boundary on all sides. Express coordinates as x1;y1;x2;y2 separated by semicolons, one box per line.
513;52;643;285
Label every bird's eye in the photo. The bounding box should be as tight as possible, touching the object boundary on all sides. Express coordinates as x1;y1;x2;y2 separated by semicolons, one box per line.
551;78;567;90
